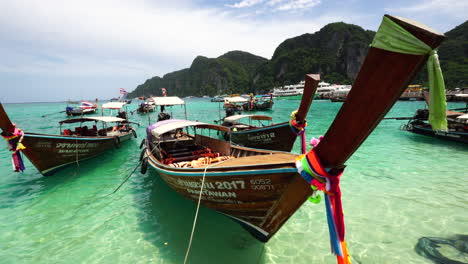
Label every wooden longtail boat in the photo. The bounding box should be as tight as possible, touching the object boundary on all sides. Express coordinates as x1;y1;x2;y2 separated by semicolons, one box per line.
221;114;299;151
65;101;98;116
0;102;137;175
223;96;248;112
242;94;274;111
151;96;187;121
136;101;156;113
141;14;445;243
219;75;319;152
403;108;468;144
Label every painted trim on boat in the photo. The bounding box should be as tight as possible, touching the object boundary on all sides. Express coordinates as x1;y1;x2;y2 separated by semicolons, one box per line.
231;122;289;134
414;125;468;135
25;134;112;141
222;213;269;237
25;133;131;141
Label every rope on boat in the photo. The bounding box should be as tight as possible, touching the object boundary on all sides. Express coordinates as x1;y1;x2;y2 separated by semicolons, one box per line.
103;140;157;197
107;159;143;196
183;159;230;264
73;135;80;175
183;165;209;264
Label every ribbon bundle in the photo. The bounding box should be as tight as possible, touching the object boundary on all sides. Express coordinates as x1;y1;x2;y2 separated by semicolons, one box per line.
296;149;351;264
289;110;308;154
2;125;26;172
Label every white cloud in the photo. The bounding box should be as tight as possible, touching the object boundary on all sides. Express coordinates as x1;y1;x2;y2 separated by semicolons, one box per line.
226;0;264;8
276;0;321;11
0;0;328;78
386;0;468;20
0;0;462;83
266;0;286;6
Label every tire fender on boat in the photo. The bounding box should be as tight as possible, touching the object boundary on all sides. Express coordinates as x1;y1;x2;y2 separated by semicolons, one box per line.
141;156;148;174
139;138;146;149
131;128;137;138
139;148;146;161
114;136;121;148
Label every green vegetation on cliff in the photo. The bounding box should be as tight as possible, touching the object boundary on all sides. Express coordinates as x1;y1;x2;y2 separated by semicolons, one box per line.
438;20;468;88
128;51;267;97
253;22;374;92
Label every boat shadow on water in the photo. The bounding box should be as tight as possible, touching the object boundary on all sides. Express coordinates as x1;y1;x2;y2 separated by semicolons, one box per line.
415;235;468;264
405;133;468;151
133;171;267;264
0;142;133;210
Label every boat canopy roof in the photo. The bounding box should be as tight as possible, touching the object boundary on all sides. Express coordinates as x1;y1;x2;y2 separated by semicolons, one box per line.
102;102;126;109
59;116;126;124
150;96;185;106
456;113;468;122
224;114;272;123
224;96;248;103
148;119;229;138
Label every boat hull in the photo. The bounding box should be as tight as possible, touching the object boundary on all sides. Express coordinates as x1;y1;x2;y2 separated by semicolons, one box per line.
146;148;312;242
230;122;297;152
21;132;133;175
137;105;155;113
409;124;468;144
242;101;274;111
274;95;302;100
66;108;97;116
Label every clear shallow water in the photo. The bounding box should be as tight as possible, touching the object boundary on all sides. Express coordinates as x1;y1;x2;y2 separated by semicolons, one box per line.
0;99;467;264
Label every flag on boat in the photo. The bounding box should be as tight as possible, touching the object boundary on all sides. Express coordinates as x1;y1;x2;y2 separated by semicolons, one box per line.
120;88;127;94
81;101;95;109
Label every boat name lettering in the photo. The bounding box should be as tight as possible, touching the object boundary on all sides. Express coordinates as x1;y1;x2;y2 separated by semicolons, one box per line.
57;149;90;154
251;185;275;191
186;188;237;198
55;143;99;148
435;131;461;138
250;179;274;190
250;179;271;185
215;180;245;190
176;179;245;190
247;132;275;142
35;141;53;148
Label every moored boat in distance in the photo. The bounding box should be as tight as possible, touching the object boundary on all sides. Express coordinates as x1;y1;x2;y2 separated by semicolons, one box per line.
218;75;319;152
272;81;304;99
137;98;156;113
223;96;248;113
242;94;274;111
65;100;98;116
150;96;187;122
402;107;468;144
399;84;424;101
211;95;227;102
0;102;137;175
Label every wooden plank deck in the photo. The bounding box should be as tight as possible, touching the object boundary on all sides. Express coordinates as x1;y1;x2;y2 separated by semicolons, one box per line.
209;153;298;168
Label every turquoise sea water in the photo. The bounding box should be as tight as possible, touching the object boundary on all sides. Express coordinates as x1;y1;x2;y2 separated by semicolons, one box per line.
0;99;466;264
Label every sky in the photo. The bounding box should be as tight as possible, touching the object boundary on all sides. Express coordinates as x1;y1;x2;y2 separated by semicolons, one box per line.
0;0;466;103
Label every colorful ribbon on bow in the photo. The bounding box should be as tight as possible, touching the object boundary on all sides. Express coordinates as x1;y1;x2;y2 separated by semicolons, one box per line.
2;125;26;172
290;110;308;154
296;149;351;264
